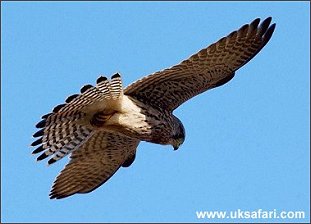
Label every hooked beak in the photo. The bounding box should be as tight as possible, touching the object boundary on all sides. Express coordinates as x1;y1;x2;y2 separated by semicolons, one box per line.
172;138;183;151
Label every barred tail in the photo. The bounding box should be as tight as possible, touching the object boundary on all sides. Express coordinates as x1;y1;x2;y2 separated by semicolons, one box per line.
31;73;124;165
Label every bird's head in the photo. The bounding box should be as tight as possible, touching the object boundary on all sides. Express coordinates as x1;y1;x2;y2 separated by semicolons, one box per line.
170;118;185;151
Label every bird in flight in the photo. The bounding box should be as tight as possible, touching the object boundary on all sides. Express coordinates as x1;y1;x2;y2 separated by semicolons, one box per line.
31;17;275;199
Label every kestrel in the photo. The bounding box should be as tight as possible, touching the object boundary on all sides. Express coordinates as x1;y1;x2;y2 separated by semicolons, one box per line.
31;17;276;199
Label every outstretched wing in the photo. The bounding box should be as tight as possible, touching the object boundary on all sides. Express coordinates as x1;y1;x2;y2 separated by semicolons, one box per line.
49;131;139;199
125;17;276;111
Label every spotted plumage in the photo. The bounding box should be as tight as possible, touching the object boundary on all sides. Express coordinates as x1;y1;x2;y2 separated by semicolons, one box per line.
31;17;276;199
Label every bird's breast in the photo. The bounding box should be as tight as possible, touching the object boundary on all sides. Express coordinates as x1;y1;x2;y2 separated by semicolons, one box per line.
104;95;172;144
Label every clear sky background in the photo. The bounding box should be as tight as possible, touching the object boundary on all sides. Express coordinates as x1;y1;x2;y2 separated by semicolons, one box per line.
1;1;310;223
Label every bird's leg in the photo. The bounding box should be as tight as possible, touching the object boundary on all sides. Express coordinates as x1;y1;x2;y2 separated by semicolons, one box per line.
90;111;115;127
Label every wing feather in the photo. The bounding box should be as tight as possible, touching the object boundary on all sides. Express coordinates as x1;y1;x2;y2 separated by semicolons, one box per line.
125;17;276;111
49;131;139;199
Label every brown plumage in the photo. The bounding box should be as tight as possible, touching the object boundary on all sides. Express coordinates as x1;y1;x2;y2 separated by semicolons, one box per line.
31;17;276;199
49;131;139;199
125;17;275;111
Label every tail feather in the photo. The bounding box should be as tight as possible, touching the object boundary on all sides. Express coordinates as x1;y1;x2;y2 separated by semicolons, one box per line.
59;86;102;113
37;125;92;162
44;116;86;146
46;111;85;127
43;122;90;153
96;76;111;97
47;127;92;165
110;73;123;99
32;74;124;165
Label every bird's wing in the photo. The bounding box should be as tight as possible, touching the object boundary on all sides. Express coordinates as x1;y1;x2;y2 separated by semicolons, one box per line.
125;17;276;111
49;130;139;199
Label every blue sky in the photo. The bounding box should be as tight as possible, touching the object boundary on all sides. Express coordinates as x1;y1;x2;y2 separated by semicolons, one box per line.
1;1;310;223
